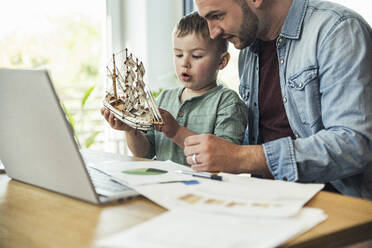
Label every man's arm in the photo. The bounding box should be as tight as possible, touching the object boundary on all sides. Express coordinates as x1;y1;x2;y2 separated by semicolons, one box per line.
183;18;372;184
265;17;372;183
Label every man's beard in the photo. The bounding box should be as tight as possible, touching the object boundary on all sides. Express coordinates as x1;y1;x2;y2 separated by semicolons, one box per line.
232;1;259;49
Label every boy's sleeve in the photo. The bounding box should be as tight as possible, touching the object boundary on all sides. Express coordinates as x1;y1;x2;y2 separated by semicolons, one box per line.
141;90;166;159
142;129;156;159
214;91;248;144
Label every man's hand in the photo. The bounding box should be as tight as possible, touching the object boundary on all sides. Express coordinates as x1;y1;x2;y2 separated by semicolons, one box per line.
184;134;270;176
183;134;243;172
100;107;133;132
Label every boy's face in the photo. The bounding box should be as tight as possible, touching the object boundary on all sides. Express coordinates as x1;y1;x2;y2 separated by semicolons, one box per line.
173;33;221;92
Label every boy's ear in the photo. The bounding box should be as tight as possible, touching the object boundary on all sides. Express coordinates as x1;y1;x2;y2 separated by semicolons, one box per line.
218;51;230;70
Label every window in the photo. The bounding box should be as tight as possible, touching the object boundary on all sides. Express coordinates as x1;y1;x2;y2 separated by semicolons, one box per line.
184;0;194;15
0;0;106;150
105;0;183;154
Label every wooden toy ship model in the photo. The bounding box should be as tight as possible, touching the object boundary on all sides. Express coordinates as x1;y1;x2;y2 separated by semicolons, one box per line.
103;49;164;131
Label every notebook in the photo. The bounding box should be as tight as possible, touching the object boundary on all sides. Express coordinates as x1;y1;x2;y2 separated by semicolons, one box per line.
0;68;139;204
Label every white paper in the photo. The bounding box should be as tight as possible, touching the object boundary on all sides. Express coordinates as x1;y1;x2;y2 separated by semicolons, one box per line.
81;149;194;186
94;160;195;186
134;177;324;218
81;149;323;218
96;208;327;248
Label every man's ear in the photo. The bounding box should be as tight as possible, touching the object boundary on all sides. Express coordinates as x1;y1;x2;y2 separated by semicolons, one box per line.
218;51;230;70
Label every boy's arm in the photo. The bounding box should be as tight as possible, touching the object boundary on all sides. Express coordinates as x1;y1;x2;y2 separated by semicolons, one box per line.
157;108;196;149
169;126;197;149
125;130;152;157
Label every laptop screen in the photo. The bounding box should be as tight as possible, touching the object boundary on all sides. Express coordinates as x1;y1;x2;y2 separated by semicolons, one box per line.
0;69;99;203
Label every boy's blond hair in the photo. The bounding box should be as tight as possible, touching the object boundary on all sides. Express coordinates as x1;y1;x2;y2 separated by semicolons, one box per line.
174;11;228;54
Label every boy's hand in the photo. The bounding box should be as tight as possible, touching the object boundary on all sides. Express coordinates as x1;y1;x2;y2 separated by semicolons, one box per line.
155;108;180;138
100;107;133;132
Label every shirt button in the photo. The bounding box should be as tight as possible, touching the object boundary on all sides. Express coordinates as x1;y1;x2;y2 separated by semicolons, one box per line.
278;38;283;43
283;97;287;103
295;133;300;138
299;82;303;88
178;111;184;117
280;59;284;64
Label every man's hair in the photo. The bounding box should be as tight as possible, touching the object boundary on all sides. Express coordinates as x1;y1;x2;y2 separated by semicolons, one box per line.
174;11;228;53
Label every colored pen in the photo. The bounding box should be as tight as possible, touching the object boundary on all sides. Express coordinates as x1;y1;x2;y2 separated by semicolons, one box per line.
174;170;223;181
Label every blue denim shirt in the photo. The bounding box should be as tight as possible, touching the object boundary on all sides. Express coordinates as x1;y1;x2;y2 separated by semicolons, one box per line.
239;0;372;199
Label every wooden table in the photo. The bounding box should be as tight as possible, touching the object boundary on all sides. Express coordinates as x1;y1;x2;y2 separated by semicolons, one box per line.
0;171;371;248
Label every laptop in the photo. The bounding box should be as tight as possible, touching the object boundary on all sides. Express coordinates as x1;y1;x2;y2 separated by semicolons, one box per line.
0;68;139;204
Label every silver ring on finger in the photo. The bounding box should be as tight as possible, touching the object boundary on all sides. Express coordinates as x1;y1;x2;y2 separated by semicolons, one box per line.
192;153;198;164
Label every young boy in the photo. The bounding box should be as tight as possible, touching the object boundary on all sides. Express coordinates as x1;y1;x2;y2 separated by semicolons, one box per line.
101;12;248;166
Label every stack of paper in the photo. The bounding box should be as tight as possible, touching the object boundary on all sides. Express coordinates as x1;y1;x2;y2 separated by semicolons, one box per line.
87;154;327;247
96;208;327;248
134;175;324;218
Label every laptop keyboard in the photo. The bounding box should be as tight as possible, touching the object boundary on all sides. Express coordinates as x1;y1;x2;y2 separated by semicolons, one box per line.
87;167;131;193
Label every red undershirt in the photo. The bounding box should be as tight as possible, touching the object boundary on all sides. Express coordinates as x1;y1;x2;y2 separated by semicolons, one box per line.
258;40;295;142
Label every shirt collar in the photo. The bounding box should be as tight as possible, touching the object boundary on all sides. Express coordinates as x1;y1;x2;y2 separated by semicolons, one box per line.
249;0;308;53
280;0;308;39
178;85;222;104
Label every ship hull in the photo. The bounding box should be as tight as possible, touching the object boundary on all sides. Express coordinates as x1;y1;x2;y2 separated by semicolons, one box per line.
103;100;153;131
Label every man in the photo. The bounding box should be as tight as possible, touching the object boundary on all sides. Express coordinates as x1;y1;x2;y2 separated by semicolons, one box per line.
184;0;372;199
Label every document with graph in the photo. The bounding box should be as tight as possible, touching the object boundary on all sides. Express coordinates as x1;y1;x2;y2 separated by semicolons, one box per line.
134;176;324;218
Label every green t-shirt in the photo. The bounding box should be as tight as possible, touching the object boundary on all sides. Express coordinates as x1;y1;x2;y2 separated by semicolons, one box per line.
143;85;248;165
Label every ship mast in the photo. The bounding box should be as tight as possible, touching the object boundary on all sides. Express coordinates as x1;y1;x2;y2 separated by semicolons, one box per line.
112;53;118;103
